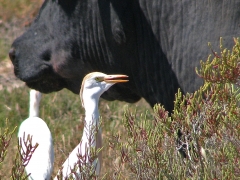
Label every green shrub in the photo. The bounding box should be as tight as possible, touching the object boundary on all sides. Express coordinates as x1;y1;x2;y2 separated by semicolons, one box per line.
110;38;240;179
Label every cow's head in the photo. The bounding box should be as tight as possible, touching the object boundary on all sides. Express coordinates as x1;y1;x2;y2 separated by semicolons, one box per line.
9;0;141;103
9;0;87;93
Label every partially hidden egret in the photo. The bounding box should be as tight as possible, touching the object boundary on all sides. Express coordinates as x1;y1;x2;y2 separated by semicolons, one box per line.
18;89;54;180
55;72;128;179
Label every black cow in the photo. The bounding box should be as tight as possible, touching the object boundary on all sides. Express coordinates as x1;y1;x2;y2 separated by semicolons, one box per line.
9;0;240;112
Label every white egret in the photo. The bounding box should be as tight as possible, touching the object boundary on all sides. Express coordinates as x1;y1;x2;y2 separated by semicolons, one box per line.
18;89;54;180
55;72;128;179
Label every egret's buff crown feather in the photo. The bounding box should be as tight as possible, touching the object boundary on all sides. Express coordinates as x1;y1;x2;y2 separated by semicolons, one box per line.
80;72;105;107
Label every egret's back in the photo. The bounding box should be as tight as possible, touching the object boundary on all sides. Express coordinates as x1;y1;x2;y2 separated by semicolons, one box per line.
18;117;54;180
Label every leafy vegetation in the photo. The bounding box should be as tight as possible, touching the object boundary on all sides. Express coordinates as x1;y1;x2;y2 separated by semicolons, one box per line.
109;38;240;179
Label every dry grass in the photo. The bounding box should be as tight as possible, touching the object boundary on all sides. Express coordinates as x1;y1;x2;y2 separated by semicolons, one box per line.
0;86;151;179
0;0;43;62
0;0;42;23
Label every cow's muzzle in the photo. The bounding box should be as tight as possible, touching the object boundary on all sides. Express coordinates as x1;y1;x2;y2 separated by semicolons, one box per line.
9;48;16;63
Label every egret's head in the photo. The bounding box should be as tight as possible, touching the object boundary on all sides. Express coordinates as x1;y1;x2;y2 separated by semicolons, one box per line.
80;72;128;107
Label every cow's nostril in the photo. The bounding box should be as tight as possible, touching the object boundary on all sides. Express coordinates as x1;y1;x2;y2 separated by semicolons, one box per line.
9;48;16;62
40;50;51;61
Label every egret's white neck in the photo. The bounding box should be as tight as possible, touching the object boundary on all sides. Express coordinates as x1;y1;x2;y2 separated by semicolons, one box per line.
81;91;102;175
83;94;100;124
29;90;41;117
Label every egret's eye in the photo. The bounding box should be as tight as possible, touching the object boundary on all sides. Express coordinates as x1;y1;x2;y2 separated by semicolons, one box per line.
95;77;102;82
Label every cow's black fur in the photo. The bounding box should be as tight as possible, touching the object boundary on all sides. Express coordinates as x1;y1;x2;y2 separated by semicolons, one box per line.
9;0;240;112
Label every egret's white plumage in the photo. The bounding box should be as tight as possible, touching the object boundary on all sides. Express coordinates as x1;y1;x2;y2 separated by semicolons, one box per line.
18;89;54;180
55;72;128;179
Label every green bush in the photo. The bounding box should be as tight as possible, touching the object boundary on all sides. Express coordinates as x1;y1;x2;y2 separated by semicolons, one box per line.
109;38;240;179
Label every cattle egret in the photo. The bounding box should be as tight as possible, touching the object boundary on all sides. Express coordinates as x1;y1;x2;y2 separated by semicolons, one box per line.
18;89;54;180
55;72;128;179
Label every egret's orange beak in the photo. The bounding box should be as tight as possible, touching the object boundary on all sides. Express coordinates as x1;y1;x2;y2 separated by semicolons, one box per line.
104;74;129;83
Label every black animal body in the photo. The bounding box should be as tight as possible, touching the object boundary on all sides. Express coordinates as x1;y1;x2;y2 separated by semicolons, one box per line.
9;0;240;112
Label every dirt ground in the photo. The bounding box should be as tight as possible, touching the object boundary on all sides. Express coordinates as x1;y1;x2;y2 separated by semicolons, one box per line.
0;59;24;91
0;19;28;91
